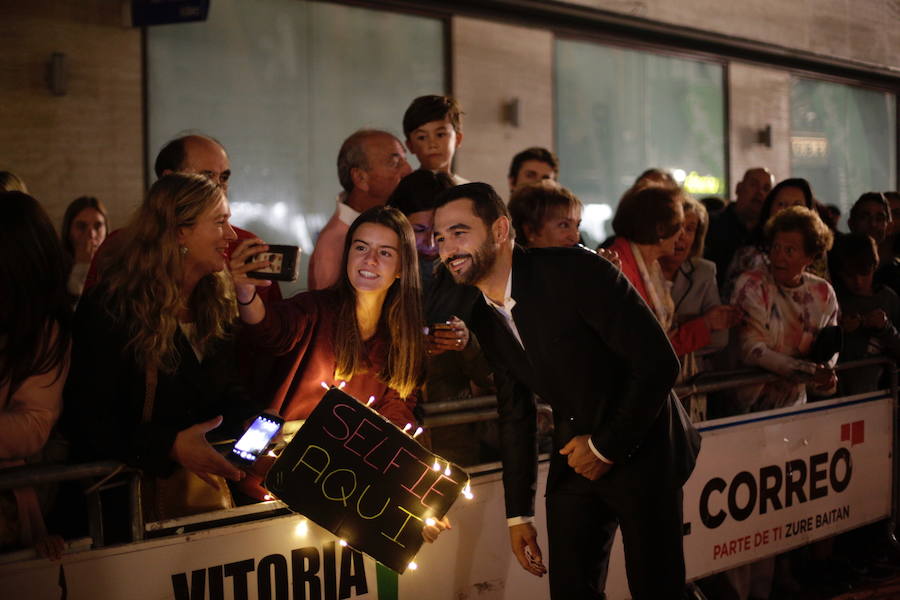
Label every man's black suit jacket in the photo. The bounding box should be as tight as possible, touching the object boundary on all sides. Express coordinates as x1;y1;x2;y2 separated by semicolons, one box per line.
467;246;701;519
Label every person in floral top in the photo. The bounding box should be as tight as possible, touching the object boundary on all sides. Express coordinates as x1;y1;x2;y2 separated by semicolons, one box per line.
731;206;838;412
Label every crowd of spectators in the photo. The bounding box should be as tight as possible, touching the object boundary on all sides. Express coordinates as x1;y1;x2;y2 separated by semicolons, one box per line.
2;93;899;600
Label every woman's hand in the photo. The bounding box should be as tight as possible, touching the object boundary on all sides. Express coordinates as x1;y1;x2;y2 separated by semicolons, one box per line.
170;416;245;486
811;365;837;390
596;248;621;270
228;238;272;302
422;516;451;543
426;316;469;356
34;534;65;561
863;309;889;331
703;305;743;331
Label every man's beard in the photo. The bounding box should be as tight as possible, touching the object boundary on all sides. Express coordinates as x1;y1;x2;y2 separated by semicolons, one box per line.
445;232;497;286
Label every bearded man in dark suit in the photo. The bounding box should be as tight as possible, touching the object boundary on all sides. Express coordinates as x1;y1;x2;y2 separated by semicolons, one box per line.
432;182;700;600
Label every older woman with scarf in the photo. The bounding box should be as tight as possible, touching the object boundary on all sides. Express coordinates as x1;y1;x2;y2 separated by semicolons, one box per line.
608;186;741;373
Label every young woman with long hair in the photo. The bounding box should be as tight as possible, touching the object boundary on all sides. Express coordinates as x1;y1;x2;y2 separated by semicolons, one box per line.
232;207;443;517
235;206;424;424
610;186;741;361
0;191;71;557
60;195;109;298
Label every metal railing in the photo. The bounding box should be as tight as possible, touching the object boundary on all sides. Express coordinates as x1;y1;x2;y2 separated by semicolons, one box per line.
0;461;140;547
1;357;896;556
420;356;900;534
421;357;898;421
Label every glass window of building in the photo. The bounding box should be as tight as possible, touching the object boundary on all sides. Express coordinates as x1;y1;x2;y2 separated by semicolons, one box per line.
790;77;896;224
147;0;445;292
555;39;726;246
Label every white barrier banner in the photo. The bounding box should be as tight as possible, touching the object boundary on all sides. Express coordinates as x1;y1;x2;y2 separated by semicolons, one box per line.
0;467;549;600
0;394;892;599
682;393;893;577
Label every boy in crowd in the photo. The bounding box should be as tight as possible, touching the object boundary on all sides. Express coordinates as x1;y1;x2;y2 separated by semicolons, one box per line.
831;232;900;395
508;147;558;193
403;95;468;184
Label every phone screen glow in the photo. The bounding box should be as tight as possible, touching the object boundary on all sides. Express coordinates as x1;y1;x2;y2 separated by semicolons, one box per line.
233;417;281;461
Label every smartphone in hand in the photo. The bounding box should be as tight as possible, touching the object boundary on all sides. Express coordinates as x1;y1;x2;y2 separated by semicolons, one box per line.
230;414;285;467
245;244;300;281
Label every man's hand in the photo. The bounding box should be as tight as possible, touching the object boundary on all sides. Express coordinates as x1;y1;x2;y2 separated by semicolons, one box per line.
426;316;470;356
811;365;837;391
509;523;547;577
703;304;743;331
559;434;612;481
422;516;451;543
596;248;621;270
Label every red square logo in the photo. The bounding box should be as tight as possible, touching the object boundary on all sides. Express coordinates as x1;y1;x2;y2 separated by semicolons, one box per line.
851;420;865;445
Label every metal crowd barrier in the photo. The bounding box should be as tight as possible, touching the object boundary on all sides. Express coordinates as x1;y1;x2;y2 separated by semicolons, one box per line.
0;461;141;547
1;358;896;556
422;356;900;540
421;356;898;419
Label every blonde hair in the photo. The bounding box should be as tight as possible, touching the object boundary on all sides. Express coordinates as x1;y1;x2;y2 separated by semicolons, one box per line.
333;207;425;398
681;195;709;258
0;171;28;193
98;174;236;373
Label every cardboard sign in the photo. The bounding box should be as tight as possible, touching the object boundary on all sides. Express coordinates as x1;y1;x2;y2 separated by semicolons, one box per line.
265;388;469;574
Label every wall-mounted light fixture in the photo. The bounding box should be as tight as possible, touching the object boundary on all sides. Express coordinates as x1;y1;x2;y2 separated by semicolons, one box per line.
47;52;67;96
502;98;520;128
756;124;772;148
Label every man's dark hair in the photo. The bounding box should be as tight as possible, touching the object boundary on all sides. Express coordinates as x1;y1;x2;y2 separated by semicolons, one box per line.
434;182;510;231
832;232;878;276
849;191;890;222
700;195;727;214
387;170;455;216
766;178;814;210
508;183;581;244
508;147;559;180
403;95;463;138
153;134;225;178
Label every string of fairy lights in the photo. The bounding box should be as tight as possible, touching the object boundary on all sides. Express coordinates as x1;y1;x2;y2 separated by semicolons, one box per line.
262;381;475;572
